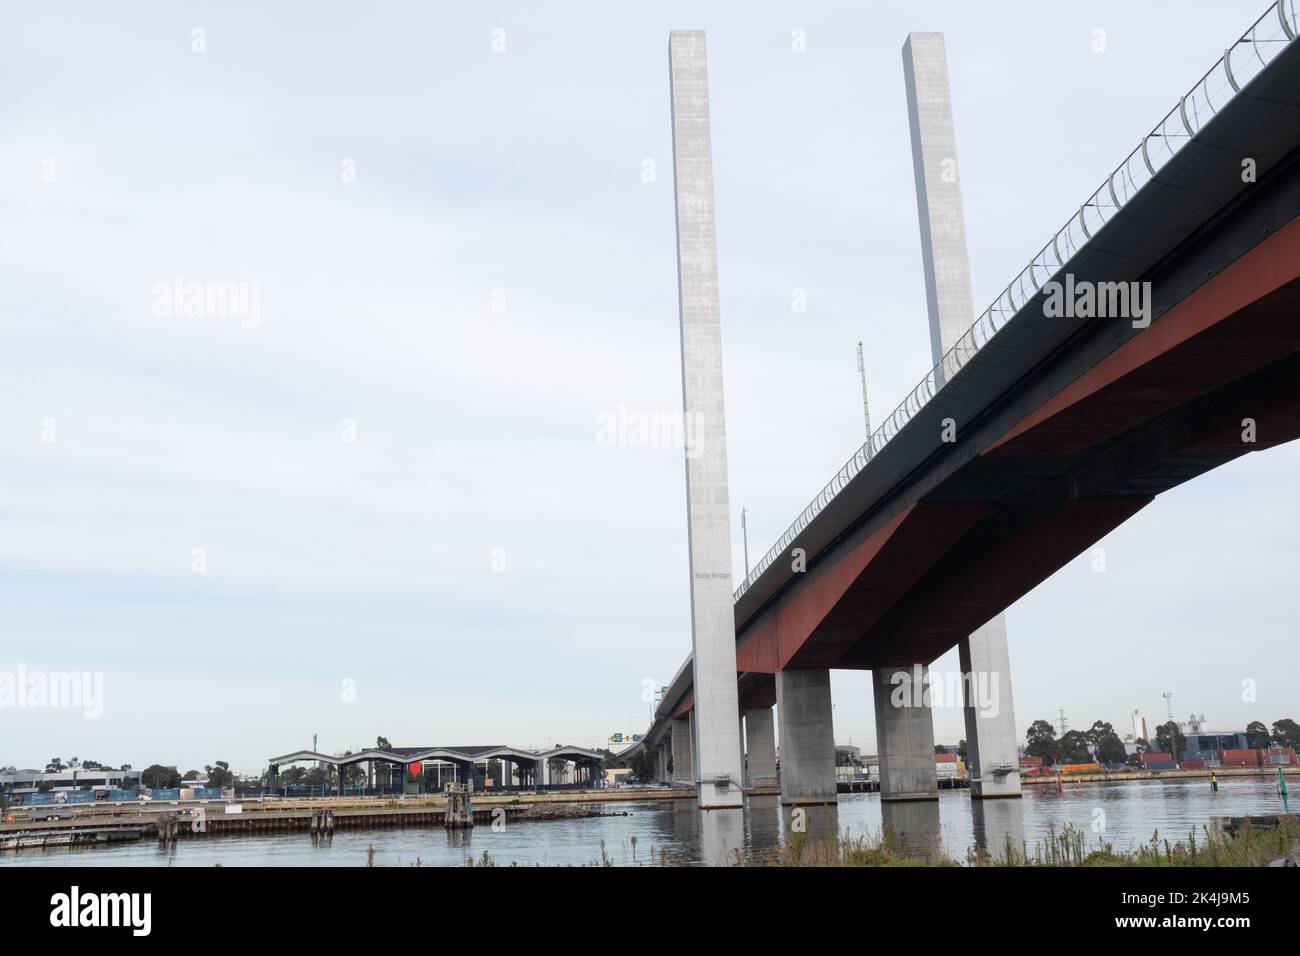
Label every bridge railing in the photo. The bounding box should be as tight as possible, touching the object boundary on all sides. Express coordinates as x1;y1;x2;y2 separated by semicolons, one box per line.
733;1;1299;603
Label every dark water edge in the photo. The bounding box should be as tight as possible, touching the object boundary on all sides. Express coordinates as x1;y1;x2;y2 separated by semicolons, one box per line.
0;777;1289;867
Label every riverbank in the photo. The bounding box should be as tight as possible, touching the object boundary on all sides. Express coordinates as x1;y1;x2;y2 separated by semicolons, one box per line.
1021;766;1298;785
0;786;724;851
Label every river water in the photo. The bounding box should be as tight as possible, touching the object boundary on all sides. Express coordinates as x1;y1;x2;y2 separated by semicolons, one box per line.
1;777;1289;867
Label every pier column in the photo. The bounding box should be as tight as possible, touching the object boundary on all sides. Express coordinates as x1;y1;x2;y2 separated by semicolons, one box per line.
671;716;694;786
873;665;938;801
903;32;1020;800
657;743;669;784
744;706;778;788
960;617;1022;798
669;28;744;810
775;670;837;805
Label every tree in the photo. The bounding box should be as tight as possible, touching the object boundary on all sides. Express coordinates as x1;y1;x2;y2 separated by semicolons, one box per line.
1246;721;1271;749
628;749;657;783
205;761;233;789
302;767;328;788
45;757;64;773
376;736;392;751
957;739;968;761
1094;731;1128;766
1087;720;1127;766
141;764;181;789
182;770;200;781
1057;730;1093;763
1025;720;1057;762
1155;721;1186;761
1271;719;1300;751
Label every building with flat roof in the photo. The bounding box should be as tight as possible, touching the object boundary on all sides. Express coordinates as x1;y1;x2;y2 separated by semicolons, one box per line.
0;767;141;796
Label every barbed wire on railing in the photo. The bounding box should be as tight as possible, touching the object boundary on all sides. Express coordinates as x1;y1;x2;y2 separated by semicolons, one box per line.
733;1;1299;603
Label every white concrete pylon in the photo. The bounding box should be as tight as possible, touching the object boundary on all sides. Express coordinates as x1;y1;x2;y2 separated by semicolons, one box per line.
668;29;745;809
902;32;1021;799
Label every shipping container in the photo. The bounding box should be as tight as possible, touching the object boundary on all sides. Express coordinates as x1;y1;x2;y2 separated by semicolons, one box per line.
1219;749;1260;768
1143;761;1176;771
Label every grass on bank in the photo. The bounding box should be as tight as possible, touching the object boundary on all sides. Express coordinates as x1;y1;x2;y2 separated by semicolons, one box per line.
761;818;1300;867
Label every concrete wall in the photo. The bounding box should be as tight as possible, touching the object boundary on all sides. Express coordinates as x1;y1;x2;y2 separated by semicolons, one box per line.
776;670;837;805
669;30;744;809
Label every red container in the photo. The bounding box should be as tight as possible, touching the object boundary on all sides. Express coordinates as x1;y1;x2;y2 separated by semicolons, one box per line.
1019;755;1043;769
1219;749;1260;767
1182;759;1206;769
1140;752;1176;764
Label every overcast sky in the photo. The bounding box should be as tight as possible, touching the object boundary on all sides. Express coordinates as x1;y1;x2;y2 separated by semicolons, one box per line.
2;1;1296;774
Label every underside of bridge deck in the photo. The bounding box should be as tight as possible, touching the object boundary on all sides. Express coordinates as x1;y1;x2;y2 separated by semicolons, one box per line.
736;211;1300;674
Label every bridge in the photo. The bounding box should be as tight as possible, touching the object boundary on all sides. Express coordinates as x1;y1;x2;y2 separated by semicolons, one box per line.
642;3;1300;809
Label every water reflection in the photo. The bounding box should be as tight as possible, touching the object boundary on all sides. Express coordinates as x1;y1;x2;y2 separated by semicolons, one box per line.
780;802;840;844
969;797;1025;861
699;808;745;866
881;800;942;861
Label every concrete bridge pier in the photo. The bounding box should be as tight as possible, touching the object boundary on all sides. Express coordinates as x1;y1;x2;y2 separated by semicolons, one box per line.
960;618;1023;798
744;706;778;788
873;665;938;801
775;670;837;805
671;715;694;787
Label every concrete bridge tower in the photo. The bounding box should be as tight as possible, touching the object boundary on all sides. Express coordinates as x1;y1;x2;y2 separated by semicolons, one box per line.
668;30;745;809
902;32;1022;800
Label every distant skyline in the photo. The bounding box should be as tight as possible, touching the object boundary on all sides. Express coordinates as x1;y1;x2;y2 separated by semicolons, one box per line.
2;1;1296;774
